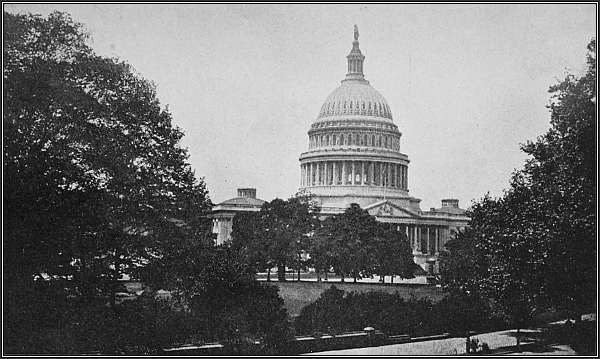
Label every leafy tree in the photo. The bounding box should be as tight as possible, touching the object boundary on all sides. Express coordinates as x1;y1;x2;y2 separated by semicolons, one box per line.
373;223;415;283
3;10;211;308
247;193;320;281
440;40;596;350
518;39;596;323
231;212;275;280
185;244;292;355
310;216;337;282
327;204;379;282
441;192;545;349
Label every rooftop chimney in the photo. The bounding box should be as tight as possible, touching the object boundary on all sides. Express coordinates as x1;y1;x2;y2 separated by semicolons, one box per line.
441;199;459;208
237;188;257;199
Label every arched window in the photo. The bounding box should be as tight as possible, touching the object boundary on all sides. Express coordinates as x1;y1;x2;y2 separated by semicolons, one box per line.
378;135;382;147
333;134;337;145
325;135;329;146
371;134;375;146
363;134;368;146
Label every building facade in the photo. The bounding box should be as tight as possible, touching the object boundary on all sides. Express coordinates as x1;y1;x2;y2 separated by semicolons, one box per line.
298;27;469;274
211;188;265;245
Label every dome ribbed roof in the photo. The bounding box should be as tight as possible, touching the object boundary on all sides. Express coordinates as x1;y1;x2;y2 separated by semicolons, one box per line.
317;80;393;121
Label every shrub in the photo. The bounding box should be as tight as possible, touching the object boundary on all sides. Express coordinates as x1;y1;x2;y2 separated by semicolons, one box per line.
294;287;509;337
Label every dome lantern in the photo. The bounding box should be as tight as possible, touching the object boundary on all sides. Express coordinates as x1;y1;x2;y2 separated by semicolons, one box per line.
345;25;366;82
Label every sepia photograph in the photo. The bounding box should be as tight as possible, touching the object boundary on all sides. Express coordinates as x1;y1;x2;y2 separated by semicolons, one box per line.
2;2;597;356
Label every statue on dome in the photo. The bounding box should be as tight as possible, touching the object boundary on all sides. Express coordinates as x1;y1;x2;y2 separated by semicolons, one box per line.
354;24;359;41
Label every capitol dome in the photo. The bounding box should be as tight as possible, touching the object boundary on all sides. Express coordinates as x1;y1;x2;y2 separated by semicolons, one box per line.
317;81;393;121
299;25;412;213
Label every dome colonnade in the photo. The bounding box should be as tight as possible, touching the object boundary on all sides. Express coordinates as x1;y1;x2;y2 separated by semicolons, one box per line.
299;24;410;203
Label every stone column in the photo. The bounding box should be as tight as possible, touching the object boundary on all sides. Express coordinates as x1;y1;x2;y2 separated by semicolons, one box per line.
435;227;440;254
401;166;405;189
387;163;392;188
332;161;337;185
351;161;355;185
319;162;323;185
315;162;321;186
370;162;375;185
308;163;313;186
342;161;346;185
426;226;430;254
415;225;419;252
324;161;329;185
361;162;365;185
418;225;422;252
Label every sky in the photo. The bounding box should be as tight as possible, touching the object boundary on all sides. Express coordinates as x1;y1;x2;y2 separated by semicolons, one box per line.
5;4;596;209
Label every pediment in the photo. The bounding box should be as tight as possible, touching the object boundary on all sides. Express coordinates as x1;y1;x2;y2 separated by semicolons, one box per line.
365;200;419;218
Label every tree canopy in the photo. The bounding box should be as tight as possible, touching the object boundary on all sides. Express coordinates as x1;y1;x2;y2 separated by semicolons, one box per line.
3;11;213;302
440;39;596;347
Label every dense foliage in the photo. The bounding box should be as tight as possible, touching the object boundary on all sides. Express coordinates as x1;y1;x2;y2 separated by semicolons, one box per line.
294;286;506;337
439;39;596;348
233;201;416;282
143;242;293;354
3;10;292;355
4;283;195;354
231;192;321;281
4;10;212;305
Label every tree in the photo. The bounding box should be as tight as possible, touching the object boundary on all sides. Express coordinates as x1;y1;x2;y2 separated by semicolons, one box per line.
231;212;275;280
4;7;210;320
248;193;320;281
373;223;415;283
310;216;337;282
183;244;292;355
327;204;379;282
439;40;596;350
440;192;545;350
518;39;596;323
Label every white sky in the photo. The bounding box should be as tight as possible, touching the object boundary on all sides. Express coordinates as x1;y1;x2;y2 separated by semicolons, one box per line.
5;4;596;209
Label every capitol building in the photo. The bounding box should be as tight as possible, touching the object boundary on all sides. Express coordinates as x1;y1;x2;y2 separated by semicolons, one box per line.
213;27;469;275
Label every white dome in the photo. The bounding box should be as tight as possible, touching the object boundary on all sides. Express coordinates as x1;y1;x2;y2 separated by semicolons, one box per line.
317;80;393;121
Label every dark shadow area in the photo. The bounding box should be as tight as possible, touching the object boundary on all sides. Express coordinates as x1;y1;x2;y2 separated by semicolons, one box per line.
488;342;561;355
484;319;597;356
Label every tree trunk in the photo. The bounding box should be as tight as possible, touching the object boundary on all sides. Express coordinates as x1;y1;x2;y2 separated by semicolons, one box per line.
516;327;521;352
277;264;286;281
324;271;328;281
353;276;357;283
341;275;344;283
317;270;321;282
267;268;271;281
391;276;394;284
298;268;301;282
574;312;583;325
